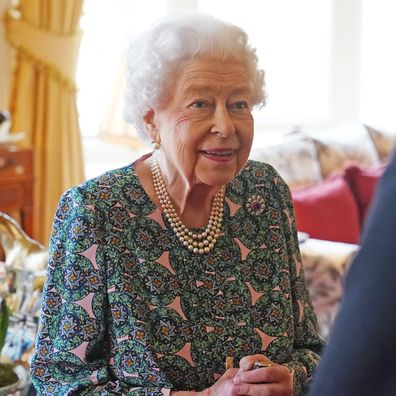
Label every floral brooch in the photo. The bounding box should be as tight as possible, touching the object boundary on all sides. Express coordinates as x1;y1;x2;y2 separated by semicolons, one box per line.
245;194;265;215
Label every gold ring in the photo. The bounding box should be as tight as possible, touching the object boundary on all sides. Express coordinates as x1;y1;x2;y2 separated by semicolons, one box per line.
253;361;273;369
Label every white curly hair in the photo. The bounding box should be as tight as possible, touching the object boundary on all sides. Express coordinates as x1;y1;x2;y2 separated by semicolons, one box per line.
123;12;266;141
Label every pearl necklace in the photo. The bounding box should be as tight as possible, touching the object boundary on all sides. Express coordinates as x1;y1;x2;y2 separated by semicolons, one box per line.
151;155;224;254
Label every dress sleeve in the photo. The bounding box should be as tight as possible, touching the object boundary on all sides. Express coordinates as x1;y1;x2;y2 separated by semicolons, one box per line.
274;172;324;396
30;187;172;395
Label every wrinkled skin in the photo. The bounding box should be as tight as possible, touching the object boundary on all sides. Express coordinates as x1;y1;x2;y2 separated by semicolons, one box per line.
141;56;255;227
171;354;293;396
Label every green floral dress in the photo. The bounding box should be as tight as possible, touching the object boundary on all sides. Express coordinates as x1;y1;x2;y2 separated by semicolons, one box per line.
31;157;322;395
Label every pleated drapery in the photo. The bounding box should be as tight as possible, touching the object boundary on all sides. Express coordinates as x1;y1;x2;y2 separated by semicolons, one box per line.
5;0;85;244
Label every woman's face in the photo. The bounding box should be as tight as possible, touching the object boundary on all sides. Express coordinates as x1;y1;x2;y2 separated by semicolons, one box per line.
147;57;255;188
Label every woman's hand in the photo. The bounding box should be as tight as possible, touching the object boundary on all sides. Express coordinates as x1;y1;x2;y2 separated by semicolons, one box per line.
170;354;292;396
232;354;293;396
203;368;241;395
170;368;240;396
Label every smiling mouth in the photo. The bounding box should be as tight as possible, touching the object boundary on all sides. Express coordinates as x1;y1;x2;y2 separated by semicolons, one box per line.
201;150;235;157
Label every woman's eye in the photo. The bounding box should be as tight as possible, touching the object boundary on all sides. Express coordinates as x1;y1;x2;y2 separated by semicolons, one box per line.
232;101;249;110
190;101;208;109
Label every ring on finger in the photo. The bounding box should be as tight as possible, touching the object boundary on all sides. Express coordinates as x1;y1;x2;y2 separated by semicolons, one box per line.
253;362;273;370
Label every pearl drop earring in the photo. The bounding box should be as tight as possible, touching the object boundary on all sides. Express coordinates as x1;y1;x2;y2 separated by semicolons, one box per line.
152;139;161;150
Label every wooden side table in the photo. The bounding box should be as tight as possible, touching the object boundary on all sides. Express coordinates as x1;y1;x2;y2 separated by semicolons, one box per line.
0;145;34;237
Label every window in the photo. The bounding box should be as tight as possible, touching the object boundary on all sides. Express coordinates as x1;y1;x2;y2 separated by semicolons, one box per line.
360;0;396;128
77;0;166;137
77;0;333;139
77;1;396;178
199;0;333;128
77;0;166;177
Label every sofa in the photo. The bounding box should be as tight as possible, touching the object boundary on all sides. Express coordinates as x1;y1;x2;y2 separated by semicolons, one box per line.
250;123;396;339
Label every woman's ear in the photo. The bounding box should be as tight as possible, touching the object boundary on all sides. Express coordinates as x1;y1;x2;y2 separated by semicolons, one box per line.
144;109;157;140
144;109;161;149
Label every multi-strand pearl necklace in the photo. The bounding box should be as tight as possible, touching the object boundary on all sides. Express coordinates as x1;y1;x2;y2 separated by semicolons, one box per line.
151;155;224;254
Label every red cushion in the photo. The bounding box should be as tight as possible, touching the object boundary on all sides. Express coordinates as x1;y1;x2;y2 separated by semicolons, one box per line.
343;164;386;224
292;176;360;244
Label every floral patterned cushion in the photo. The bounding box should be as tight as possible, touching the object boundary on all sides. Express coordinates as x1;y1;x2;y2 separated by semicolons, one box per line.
366;125;396;162
306;124;381;178
249;134;323;189
300;238;359;340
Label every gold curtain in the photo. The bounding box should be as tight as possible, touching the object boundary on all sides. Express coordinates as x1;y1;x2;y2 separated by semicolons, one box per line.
5;0;85;244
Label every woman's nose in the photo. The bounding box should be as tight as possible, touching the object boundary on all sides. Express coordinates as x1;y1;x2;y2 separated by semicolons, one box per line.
210;106;236;137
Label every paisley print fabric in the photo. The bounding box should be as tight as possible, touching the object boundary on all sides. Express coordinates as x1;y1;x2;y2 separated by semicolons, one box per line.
31;158;322;395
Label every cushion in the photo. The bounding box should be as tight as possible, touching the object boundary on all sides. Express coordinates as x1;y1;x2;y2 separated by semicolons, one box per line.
366;125;396;162
250;133;323;189
292;175;360;244
300;238;359;340
305;123;381;178
344;163;386;224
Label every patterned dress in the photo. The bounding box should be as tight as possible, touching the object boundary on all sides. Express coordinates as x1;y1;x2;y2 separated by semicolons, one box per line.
31;157;322;395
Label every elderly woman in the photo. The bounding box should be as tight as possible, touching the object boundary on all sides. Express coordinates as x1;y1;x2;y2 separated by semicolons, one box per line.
31;12;322;396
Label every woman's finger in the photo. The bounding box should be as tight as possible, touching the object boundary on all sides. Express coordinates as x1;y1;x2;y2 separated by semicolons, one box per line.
235;382;291;396
234;365;293;396
235;365;277;384
239;354;273;372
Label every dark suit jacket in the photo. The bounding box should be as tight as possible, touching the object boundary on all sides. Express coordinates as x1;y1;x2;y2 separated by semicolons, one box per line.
308;150;396;396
